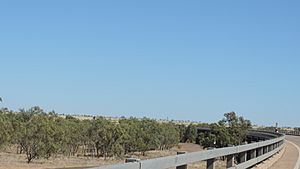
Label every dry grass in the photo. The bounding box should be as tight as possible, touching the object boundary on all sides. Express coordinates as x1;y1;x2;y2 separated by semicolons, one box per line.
0;152;123;169
187;159;226;169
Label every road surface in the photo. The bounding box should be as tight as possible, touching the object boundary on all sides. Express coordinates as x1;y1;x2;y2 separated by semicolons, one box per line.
270;135;300;169
286;135;300;169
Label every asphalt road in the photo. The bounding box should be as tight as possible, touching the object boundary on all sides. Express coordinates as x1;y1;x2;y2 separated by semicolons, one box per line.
286;135;300;169
286;135;300;147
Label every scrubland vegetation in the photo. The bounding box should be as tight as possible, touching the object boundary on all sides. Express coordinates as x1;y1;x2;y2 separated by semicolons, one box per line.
0;107;185;163
0;106;251;166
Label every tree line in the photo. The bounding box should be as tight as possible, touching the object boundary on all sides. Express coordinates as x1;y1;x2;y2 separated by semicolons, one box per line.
0;107;189;163
198;112;252;148
0;106;252;163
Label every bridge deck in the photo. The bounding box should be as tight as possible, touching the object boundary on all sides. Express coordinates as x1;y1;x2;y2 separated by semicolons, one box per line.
269;141;298;169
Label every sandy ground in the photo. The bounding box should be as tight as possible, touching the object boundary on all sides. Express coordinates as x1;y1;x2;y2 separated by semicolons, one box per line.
0;143;228;169
187;160;226;169
0;152;121;169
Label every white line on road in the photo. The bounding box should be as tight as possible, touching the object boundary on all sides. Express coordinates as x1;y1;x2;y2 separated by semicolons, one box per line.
286;140;300;169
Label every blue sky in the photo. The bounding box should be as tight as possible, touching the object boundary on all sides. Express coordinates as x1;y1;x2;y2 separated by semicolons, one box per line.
1;1;300;127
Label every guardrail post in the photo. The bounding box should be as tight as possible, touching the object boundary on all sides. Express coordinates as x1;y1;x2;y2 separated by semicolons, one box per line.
268;144;272;152
226;155;234;168
239;151;247;163
239;143;247;163
226;145;234;168
250;148;256;159
207;158;215;169
257;147;263;157
207;147;216;169
263;146;268;154
125;158;140;163
177;151;187;169
271;144;274;151
278;141;281;147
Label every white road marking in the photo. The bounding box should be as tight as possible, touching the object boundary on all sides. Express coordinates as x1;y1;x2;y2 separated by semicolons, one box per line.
286;140;300;169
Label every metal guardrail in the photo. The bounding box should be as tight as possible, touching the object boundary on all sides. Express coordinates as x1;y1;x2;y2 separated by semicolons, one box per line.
281;130;300;136
86;132;285;169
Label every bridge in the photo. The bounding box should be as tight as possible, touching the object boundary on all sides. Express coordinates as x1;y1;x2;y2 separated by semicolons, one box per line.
84;130;300;169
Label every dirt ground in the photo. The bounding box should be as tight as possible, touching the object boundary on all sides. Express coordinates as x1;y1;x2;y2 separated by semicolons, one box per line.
0;143;225;169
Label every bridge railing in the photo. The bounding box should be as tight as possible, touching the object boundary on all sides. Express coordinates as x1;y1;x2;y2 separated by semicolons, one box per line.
86;132;285;169
281;130;300;136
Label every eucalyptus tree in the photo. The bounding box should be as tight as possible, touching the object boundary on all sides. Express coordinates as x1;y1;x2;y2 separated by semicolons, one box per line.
0;112;13;149
157;122;180;150
18;107;58;163
198;112;252;148
183;124;196;143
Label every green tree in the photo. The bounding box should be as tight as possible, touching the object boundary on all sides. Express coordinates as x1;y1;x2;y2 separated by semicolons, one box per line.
19;107;58;163
176;124;187;143
183;124;196;143
157;122;179;150
198;112;252;148
118;118;139;154
62;117;84;156
137;118;161;155
89;118;125;159
0;113;13;148
221;112;252;145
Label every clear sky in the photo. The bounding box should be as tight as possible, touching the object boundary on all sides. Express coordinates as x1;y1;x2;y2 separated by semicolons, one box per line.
1;1;300;127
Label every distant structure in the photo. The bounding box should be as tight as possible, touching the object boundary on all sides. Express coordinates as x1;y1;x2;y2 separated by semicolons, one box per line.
275;122;279;133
